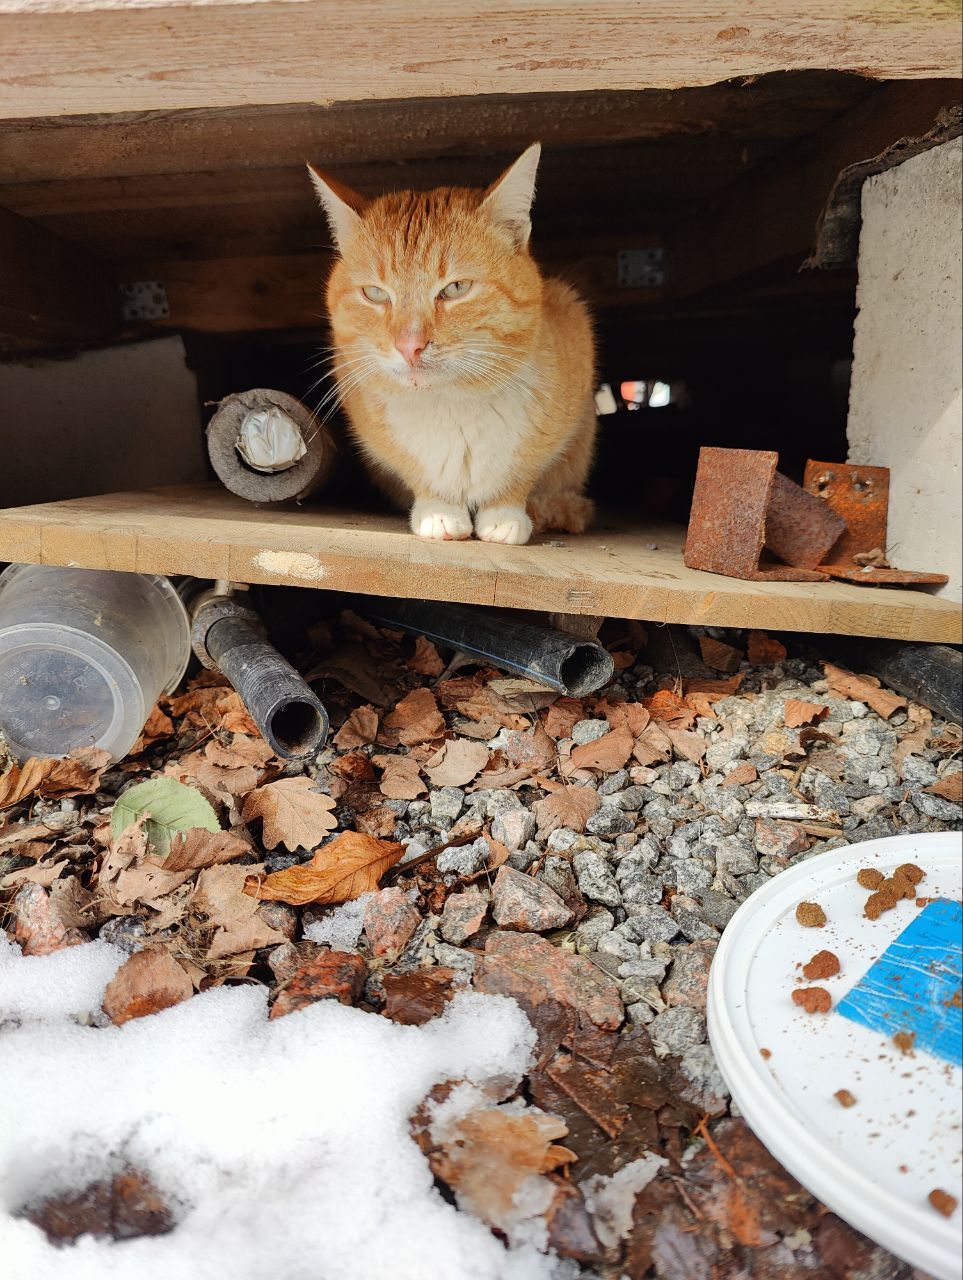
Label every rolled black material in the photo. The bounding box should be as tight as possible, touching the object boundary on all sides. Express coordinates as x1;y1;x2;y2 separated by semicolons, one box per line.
360;597;614;697
844;640;962;724
205;615;329;758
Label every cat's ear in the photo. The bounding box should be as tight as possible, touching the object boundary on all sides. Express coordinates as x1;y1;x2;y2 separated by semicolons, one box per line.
307;164;369;251
482;143;541;247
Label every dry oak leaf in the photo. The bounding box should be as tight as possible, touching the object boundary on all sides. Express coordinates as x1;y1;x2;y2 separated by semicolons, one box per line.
543;698;584;740
425;738;490;788
926;772;963;805
333;704;380;750
643;689;696;729
205;734;274;770
534;786;602;836
245;830;405;907
130;704;175;754
698;635;743;673
380;687;446;747
570;725;635;772
0;747;111;811
406;635;445;676
372;753;426;800
722;762;758;788
600;700;651;736
746;631;788;665
194;863;288;958
823;663;907;719
101;946;194;1026
154;827;252;873
241;777;337;851
1;858;69;890
664;727;707;763
783;699;830;728
632;722;673;767
893;723;931;769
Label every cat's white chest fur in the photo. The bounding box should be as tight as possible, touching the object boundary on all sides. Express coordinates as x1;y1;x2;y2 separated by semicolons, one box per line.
381;376;534;507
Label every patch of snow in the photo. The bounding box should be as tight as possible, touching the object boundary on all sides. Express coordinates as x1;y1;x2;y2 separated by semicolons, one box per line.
303;894;372;950
581;1153;668;1248
0;941;556;1280
0;936;125;1024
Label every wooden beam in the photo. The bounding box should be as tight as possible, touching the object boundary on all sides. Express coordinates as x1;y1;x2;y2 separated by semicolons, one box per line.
0;485;958;642
0;3;959;121
0;204;119;350
667;79;963;299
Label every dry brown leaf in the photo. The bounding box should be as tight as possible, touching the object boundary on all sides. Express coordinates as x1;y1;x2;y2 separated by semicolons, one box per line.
154;827;251;873
373;753;426;800
783;699;830;728
244;830;405;906
926;772;963;804
426;1104;575;1232
98;815;150;885
130;705;175;754
407;636;445;676
108;864;195;908
333;705;380;749
438;676;532;730
534;786;601;835
1;858;69;890
0;747;111;811
633;722;673;766
193;863;288;958
2;838;53;862
306;640;400;708
643;689;696;729
330;752;376;783
166;752;260;800
746;631;788;665
698;635;743;673
722;762;758;788
504;724;557;773
205;735;274;770
893;723;932;769
570;725;634;772
823;663;907;719
601;701;651;735
664;727;707;762
380;687;446;747
425;739;490;788
241;778;338;851
543;698;584;740
101;946;194;1026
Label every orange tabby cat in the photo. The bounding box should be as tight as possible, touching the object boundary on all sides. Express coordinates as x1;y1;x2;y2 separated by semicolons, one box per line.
308;144;597;545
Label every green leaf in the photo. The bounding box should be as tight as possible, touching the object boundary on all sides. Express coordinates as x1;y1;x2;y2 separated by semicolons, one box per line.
111;777;220;855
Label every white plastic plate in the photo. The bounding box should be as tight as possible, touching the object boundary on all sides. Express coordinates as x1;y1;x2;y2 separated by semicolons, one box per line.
708;831;963;1280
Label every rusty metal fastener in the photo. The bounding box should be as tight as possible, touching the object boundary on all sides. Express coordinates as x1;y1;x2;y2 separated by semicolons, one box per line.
803;460;948;586
684;448;837;582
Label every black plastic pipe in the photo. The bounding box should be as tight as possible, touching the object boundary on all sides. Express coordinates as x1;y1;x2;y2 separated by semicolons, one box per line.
360;597;614;696
204;615;329;758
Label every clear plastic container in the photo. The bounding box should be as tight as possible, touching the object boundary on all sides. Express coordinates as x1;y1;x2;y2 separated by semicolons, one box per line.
0;565;191;761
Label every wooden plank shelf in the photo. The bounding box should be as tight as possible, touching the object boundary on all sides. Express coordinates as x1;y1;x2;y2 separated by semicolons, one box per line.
0;485;958;643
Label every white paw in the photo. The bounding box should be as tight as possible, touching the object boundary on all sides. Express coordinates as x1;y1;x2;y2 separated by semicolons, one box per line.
410;501;472;541
474;505;533;545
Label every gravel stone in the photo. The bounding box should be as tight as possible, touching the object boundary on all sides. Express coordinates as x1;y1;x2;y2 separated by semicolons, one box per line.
713;835;758;877
663;940;717;1008
572;719;611;745
619;872;664;908
670;897;719;942
679;1043;730;1113
625;1002;657;1026
698;891;740;930
507;841;539;871
440;885;489;944
620;906;679;944
491;806;537;850
429;787;464;825
586;804;634;836
913;791;962;821
596;931;641;961
753;818;809;857
574;908;616;953
598;769;630;796
573;850;622;909
617;956;669;984
620;976;665;1011
667;761;702;792
432;941;477;973
899;755;938;786
437;836;490;876
611;785;650;811
673;860;714;894
491;866;574;931
485;788;524;818
648;1006;707;1054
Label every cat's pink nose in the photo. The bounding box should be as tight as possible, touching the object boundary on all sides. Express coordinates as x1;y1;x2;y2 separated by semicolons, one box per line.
394;335;427;367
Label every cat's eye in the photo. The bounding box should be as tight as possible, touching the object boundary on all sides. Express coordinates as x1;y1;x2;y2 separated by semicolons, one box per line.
361;285;390;304
438;279;473;301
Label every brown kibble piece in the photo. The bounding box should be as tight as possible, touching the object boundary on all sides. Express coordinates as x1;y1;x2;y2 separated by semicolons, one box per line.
803;949;841;980
895;862;925;885
792;987;832;1014
834;1089;856;1108
882;874;915;901
796;902;827;928
929;1189;958;1218
893;1031;916;1055
865;888;898;920
760;1048;772;1060
857;868;885;890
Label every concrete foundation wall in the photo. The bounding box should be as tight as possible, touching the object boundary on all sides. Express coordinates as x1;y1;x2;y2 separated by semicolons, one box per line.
0;337;207;511
847;137;963;603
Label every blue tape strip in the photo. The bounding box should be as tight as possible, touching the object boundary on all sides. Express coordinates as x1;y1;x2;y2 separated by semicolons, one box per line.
837;899;963;1068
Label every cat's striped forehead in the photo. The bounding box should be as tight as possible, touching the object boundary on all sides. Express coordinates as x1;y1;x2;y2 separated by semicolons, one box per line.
349;187;492;283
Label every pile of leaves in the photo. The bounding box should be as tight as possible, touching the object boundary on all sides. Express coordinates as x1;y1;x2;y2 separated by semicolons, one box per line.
1;613;954;1277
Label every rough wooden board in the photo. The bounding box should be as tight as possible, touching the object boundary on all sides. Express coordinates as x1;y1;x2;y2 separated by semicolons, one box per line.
0;2;959;120
0;485;958;643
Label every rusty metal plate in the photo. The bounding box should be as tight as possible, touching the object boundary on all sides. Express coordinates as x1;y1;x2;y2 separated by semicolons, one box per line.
766;471;846;569
818;566;949;586
803;460;889;563
684;448;827;582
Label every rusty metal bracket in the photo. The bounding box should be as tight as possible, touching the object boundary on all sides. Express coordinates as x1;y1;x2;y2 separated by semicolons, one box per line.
684;448;842;582
803;460;948;585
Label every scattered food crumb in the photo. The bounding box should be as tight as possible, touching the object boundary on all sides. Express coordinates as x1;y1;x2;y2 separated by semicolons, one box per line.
803;949;840;981
945;988;962;1010
857;868;885;890
760;1048;772;1060
792;987;832;1014
834;1089;856;1108
893;1031;916;1056
795;902;827;928
928;1189;958;1218
916;897;937;908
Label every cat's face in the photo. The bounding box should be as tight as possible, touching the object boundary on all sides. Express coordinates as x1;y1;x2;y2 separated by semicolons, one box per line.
311;146;543;392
